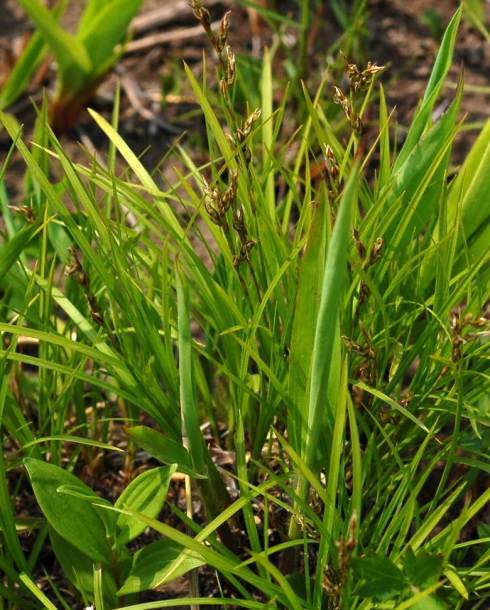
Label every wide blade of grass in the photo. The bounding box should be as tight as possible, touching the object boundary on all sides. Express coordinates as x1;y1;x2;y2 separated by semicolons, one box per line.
77;0;144;74
304;160;359;470
394;4;463;172
17;0;91;92
288;161;359;553
288;187;329;455
379;79;463;256
446;116;490;252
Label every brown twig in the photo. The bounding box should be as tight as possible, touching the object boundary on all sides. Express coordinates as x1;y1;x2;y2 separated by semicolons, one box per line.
130;0;224;34
125;20;222;54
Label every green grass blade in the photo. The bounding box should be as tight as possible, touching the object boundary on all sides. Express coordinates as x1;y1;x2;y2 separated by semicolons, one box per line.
184;63;236;168
260;47;275;220
288;161;358;550
0;30;47;109
394;5;463;171
304;160;359;470
288;189;328;455
0;218;43;278
446;116;490;245
87;109;184;240
77;0;144;74
175;256;204;476
17;0;91;92
314;356;350;606
18;573;58;610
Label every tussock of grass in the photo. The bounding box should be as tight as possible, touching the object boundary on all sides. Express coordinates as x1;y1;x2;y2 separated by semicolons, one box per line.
0;2;489;609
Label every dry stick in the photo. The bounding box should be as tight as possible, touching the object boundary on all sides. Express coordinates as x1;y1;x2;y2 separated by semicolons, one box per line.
115;64;182;134
130;0;225;34
124;20;222;54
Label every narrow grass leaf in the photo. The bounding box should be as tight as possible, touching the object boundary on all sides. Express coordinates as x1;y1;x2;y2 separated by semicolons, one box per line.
184;63;236;168
117;507;288;604
355;382;431;434
260;46;275;219
175;257;204;476
18;573;58;610
0;29;47;109
0;218;42;278
0;448;28;572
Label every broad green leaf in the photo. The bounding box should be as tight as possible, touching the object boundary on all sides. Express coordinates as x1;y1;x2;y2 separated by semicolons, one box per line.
303;160;358;470
289;162;357;546
352;555;407;601
23;458;113;564
124;426;198;477
403;548;443;588
377;83;391;194
380;81;462;256
56;484;115;536
119;539;205;595
446;116;490;249
394;5;462;171
114;465;177;549
17;0;91;93
49;527;120;607
77;0;106;36
288;189;328;454
77;0;144;74
422;116;490;287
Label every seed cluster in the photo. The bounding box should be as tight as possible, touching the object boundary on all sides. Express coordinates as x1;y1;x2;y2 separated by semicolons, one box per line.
65;247;104;326
333;52;384;135
442;312;490;375
323;512;357;608
352;228;384;316
193;2;262;269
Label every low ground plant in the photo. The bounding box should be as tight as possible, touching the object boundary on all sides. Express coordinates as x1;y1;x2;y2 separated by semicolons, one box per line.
1;0;143;133
0;2;489;609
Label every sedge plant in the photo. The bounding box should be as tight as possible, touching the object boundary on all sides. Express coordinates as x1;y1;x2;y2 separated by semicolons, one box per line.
0;2;489;608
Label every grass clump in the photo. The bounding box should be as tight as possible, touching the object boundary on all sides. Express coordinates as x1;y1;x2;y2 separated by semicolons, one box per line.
0;2;489;609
